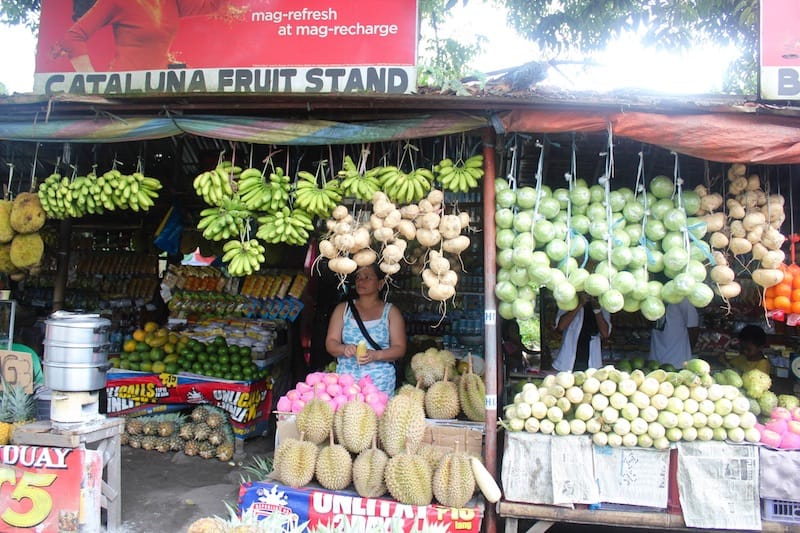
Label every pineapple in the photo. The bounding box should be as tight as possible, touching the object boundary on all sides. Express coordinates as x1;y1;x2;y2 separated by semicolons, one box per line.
157;419;176;437
198;441;215;459
179;423;195;440
184;440;199;456
155;437;171;453
215;443;234;462
190;406;209;423
206;409;225;429
142;419;158;436
125;417;144;435
193;422;211;441
128;434;143;449
169;434;184;452
120;432;130;446
141;435;157;451
207;429;225;446
0;380;36;444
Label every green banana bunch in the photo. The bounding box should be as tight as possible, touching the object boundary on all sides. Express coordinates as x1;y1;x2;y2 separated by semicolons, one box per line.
256;207;314;246
337;155;381;201
196;196;252;241
193;161;240;207
378;166;434;204
39;173;78;219
238;167;290;212
435;154;484;193
293;170;341;218
221;238;266;277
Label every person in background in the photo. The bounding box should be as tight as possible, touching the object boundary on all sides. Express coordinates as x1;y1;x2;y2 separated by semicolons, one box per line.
52;0;229;72
650;297;699;368
324;264;406;397
552;293;611;371
728;325;771;375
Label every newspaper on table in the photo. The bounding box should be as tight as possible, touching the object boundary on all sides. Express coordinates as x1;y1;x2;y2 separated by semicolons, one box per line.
593;445;669;508
677;441;761;530
550;435;599;505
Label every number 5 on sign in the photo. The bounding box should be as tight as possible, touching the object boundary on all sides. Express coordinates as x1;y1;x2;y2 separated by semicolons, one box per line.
0;467;57;528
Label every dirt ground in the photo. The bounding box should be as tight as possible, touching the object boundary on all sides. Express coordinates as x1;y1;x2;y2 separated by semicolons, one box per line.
114;434;275;533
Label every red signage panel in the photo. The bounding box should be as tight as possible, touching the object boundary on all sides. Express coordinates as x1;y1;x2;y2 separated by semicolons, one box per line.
34;0;418;95
760;0;800;99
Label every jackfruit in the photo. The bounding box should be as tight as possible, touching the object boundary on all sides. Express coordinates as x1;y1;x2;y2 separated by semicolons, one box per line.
0;244;16;274
9;232;44;270
378;395;426;457
0;200;14;243
424;368;460;420
333;400;377;454
296;398;334;445
272;435;317;488
9;193;45;234
352;440;388;498
417;442;451;472
458;356;486;422
315;433;353;491
384;451;433;505
432;449;476;508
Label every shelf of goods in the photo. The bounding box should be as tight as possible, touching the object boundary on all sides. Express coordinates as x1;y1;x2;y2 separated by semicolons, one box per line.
107;317;290;441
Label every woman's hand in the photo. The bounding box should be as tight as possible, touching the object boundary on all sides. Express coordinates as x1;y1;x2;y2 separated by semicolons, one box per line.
357;350;379;365
343;344;357;357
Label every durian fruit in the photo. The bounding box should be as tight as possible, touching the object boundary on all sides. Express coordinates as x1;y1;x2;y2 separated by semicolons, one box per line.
352;437;388;498
315;431;353;491
395;380;425;409
417;442;451;472
432;446;476;508
9;232;43;270
0;200;14;243
296;398;334;445
378;395;426;457
9;192;45;234
411;348;456;388
424;367;460;420
334;400;377;454
457;354;486;422
384;446;433;505
273;434;318;488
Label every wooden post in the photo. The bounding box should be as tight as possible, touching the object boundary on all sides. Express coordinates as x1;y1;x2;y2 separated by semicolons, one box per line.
52;217;72;312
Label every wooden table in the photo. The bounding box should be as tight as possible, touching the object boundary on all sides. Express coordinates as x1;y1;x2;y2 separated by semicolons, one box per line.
12;417;125;532
498;500;797;533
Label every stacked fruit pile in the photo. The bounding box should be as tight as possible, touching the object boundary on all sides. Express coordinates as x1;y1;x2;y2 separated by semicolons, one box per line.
37;169;162;219
276;372;389;416
121;406;235;462
0;380;36;445
271;393;499;507
0;192;48;281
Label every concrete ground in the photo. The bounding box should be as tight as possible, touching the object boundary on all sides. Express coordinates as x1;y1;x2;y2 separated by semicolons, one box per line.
115;435;275;533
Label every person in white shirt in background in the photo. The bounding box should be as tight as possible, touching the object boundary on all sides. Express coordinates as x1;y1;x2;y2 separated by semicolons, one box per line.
649;297;700;368
552;293;611;371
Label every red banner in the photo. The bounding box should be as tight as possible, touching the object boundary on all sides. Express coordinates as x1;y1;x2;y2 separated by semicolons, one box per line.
34;0;418;95
760;0;800;99
106;371;272;437
0;447;102;533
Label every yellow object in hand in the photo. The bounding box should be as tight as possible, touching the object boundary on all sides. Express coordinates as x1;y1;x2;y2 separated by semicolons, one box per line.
356;341;367;358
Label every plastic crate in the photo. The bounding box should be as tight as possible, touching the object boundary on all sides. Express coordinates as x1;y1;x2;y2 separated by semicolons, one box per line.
762;498;800;524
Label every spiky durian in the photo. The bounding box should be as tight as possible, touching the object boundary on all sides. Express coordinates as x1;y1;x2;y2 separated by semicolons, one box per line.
384;449;433;505
424;368;460;419
315;432;353;491
352;437;388;498
273;435;317;488
458;355;486;422
378;395;426;457
410;348;456;388
296;398;334;445
395;380;425;409
334;400;377;454
432;449;476;508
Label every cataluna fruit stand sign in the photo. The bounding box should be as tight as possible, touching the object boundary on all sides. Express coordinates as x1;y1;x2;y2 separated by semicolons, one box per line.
760;0;800;99
34;0;418;96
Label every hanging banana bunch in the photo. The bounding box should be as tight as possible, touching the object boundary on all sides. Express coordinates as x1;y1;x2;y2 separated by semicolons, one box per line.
256;206;314;246
435;154;484;193
378;165;434;204
337;154;381;201
193;161;239;207
221;237;266;277
238;166;291;212
293;163;341;218
196;196;252;241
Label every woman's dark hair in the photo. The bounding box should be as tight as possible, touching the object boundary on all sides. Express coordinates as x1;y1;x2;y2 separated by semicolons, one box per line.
738;325;766;347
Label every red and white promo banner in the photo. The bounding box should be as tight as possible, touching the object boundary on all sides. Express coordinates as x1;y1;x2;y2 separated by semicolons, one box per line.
760;0;800;99
0;446;102;533
34;0;418;96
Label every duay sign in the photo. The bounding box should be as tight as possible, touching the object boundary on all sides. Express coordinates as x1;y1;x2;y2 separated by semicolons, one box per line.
760;0;800;99
34;0;418;96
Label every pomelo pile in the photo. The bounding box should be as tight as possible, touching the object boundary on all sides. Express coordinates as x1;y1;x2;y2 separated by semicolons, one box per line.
276;372;389;416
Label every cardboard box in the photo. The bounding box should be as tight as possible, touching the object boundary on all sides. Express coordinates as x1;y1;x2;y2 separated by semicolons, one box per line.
423;419;484;460
0;350;35;393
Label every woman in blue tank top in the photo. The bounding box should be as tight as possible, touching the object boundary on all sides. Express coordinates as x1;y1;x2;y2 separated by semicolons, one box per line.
325;264;407;396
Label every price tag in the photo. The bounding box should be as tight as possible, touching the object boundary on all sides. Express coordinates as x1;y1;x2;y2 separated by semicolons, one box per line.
484;310;496;326
0;466;57;529
484;394;497;411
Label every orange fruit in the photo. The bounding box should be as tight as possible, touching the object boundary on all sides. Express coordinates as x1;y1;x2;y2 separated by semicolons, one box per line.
789;263;800;276
132;329;146;342
766;286;777;298
792;289;800;302
782;272;794;287
792;301;800;314
123;339;137;353
775;295;792;313
793;275;800;289
764;297;775;310
143;321;159;333
776;283;793;298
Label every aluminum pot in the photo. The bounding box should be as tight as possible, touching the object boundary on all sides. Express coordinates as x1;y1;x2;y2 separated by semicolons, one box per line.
43;340;109;365
44;311;110;345
43;361;113;391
